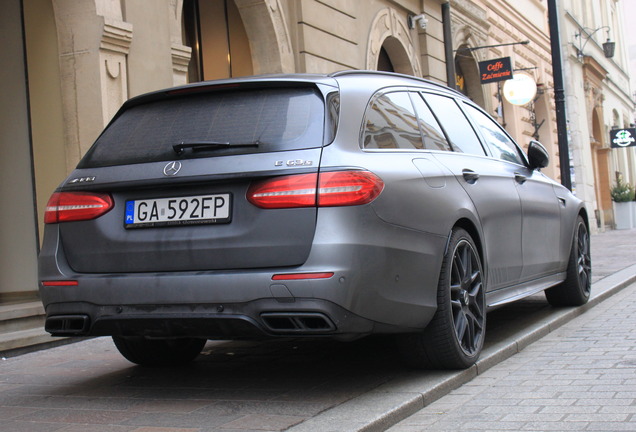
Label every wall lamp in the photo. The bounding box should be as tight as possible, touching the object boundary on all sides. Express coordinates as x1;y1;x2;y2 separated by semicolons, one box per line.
574;26;615;60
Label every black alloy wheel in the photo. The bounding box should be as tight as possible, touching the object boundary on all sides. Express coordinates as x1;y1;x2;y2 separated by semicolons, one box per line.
449;236;486;357
545;216;591;306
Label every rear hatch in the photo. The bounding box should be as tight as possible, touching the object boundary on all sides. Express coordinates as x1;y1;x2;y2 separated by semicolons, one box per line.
53;80;337;273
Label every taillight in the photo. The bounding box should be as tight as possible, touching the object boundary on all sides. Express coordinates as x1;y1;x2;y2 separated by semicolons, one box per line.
247;170;384;209
317;171;384;206
44;191;114;223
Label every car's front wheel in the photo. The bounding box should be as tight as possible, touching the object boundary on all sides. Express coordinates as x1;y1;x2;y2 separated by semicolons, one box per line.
398;227;486;369
545;215;591;306
112;336;207;367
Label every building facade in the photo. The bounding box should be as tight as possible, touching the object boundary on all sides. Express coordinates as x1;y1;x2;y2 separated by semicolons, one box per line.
561;0;635;230
1;0;632;308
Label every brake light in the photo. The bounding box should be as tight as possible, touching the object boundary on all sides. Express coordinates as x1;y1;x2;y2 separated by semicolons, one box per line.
44;192;114;223
247;171;384;209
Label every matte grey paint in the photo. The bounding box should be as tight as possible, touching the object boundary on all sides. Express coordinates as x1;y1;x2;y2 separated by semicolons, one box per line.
38;71;585;341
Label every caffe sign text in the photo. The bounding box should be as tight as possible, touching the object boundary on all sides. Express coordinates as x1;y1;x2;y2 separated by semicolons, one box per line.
478;57;513;84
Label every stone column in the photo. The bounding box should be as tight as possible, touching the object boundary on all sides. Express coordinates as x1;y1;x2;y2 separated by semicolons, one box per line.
52;0;132;168
168;0;192;86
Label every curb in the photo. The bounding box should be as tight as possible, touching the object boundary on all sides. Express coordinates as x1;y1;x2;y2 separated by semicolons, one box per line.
287;263;636;432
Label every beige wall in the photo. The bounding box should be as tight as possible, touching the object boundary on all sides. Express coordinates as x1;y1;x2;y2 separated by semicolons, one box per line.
123;0;174;97
24;0;68;247
0;0;39;298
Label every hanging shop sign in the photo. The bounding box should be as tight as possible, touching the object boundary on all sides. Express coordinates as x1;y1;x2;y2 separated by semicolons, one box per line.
610;128;636;148
479;57;513;84
502;72;537;106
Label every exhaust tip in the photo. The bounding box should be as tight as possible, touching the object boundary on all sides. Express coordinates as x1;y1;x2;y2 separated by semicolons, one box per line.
261;312;336;333
45;315;90;335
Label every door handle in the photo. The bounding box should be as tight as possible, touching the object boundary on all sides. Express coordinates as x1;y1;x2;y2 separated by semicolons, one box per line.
514;173;527;184
462;169;480;184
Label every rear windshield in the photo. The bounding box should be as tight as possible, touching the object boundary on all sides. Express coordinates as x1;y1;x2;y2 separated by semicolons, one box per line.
79;87;326;168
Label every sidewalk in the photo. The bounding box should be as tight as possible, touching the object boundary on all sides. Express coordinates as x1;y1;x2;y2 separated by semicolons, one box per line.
385;228;636;432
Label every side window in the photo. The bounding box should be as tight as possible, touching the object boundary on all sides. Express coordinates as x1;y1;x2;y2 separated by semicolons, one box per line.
422;93;486;156
463;103;525;165
363;92;422;150
410;93;452;151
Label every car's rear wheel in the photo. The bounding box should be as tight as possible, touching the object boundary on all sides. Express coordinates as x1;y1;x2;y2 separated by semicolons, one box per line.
545;215;591;306
112;336;207;367
398;227;485;369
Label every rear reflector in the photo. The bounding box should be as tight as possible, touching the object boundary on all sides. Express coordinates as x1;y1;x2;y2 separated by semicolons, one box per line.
272;272;334;281
44;191;114;223
247;170;384;209
41;280;79;287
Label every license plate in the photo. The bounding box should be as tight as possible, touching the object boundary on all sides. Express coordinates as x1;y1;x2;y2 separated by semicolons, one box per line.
125;193;231;228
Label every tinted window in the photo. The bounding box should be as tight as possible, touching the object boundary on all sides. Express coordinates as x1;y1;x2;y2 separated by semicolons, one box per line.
363;92;423;150
79;87;325;168
423;93;486;156
410;93;451;151
463;103;524;165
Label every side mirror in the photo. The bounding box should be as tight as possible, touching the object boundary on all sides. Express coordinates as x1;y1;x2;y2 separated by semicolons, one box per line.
527;140;549;170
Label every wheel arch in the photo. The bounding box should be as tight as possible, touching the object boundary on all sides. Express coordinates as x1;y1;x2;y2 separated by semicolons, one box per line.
578;207;590;231
451;218;486;278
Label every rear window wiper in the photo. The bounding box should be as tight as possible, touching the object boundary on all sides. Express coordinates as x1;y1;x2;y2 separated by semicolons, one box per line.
173;140;261;156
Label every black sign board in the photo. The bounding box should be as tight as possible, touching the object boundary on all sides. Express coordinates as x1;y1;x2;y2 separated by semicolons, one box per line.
479;57;513;84
610;128;636;148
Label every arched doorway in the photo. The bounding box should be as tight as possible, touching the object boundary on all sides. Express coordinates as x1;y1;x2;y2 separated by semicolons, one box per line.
454;45;485;108
376;36;414;74
591;108;612;226
183;0;294;83
367;8;421;76
183;0;253;81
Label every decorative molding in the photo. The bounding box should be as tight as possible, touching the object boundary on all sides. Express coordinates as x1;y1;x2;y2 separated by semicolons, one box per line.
451;0;488;30
100;18;133;55
171;43;192;73
366;7;422;76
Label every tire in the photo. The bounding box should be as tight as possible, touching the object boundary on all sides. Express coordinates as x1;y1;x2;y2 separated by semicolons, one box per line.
398;228;486;369
545;216;591;306
112;336;206;367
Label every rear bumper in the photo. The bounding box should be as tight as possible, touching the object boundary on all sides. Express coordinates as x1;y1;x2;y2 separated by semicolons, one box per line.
43;298;376;340
39;207;447;339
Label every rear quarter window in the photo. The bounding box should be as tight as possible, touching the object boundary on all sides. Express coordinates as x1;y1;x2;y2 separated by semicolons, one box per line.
79;87;326;168
363;91;422;150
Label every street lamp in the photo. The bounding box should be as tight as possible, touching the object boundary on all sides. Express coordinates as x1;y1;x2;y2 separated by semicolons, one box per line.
574;26;615;61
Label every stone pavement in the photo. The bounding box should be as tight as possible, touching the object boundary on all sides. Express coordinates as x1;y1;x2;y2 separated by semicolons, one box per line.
383;227;636;432
387;280;636;432
0;228;635;432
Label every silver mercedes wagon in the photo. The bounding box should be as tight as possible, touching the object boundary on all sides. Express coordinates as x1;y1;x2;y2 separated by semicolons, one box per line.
38;71;591;369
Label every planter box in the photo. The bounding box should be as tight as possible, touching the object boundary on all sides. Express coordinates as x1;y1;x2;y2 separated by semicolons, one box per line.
613;201;634;230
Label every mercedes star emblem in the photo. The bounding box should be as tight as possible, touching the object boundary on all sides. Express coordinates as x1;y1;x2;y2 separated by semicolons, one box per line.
163;161;182;176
